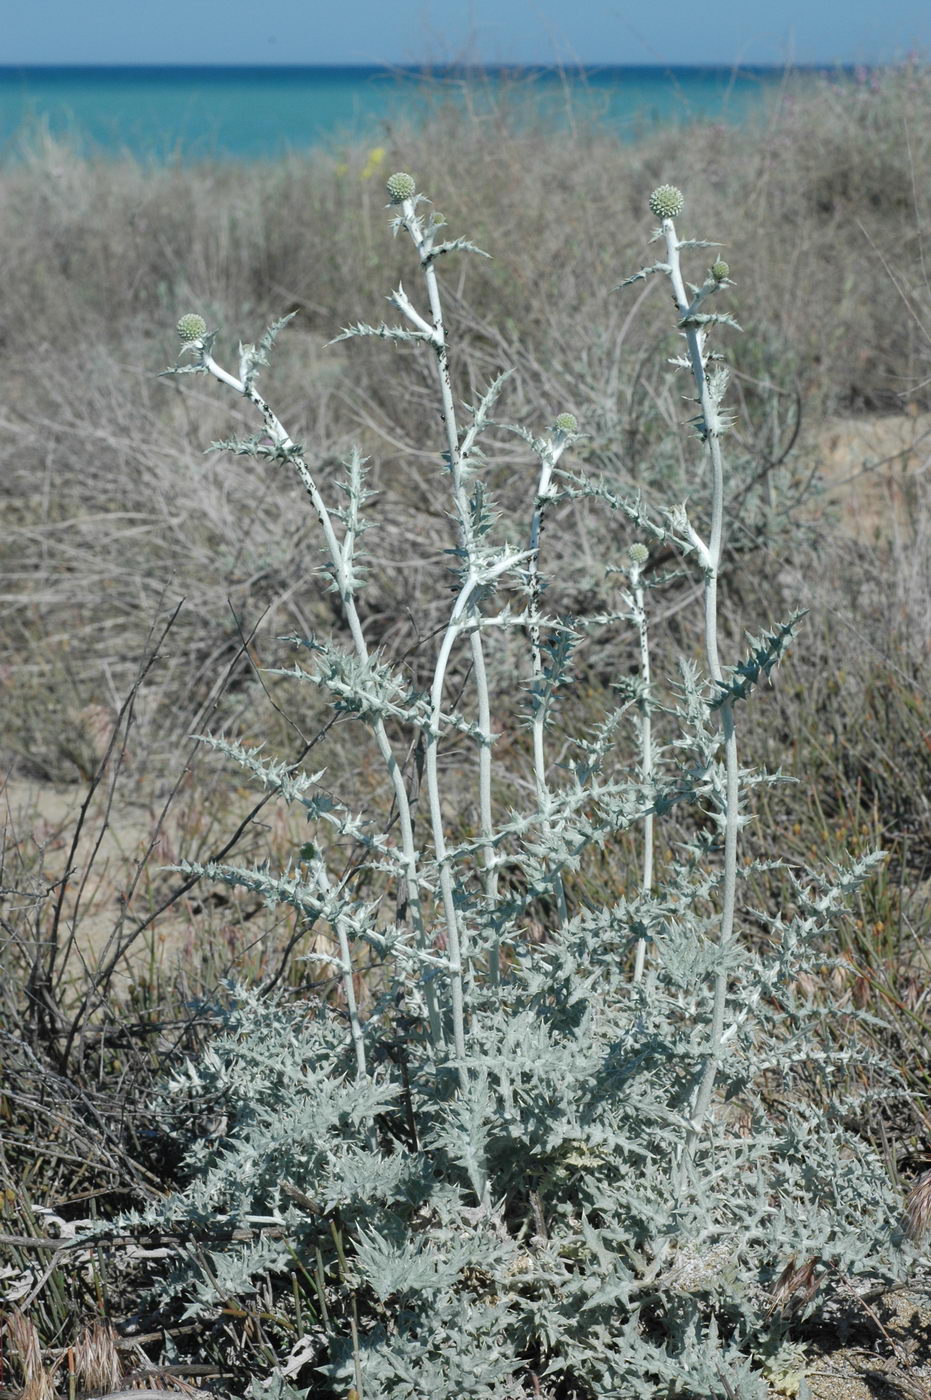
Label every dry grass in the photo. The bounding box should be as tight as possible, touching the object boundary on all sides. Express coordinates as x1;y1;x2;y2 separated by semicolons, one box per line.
2;62;930;776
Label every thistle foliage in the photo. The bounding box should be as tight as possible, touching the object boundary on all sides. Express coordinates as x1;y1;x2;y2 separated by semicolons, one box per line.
120;180;919;1399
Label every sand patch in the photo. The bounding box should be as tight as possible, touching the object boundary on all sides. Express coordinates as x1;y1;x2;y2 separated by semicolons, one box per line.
813;408;931;541
0;769;330;994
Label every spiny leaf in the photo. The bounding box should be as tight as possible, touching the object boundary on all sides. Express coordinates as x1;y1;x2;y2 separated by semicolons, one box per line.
209;433;304;461
711;612;807;709
327;320;435;346
678;311;743;333
424;236;491;264
612;261;671;290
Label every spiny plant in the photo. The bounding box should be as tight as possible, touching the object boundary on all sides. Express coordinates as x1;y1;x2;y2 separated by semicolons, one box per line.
103;176;921;1399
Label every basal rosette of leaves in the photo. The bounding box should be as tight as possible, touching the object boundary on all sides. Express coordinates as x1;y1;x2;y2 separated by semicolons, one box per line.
124;871;905;1400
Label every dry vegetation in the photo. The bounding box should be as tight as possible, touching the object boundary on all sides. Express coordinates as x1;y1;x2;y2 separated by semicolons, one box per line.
2;62;931;1395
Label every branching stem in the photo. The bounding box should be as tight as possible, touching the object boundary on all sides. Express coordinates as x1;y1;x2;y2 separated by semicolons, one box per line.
396;197;499;986
199;348;442;1051
423;551;523;1084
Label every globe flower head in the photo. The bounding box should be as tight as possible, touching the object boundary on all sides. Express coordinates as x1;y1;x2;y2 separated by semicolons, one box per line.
711;259;730;282
177;313;207;344
649;185;685;220
386;171;416;204
553;413;578;434
628;542;649;567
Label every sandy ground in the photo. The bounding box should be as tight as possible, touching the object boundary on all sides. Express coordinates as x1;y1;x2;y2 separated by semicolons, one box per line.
805;1286;931;1400
815;407;931;541
1;766;331;990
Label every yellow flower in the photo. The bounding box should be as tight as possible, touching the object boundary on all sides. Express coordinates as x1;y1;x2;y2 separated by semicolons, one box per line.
361;146;386;179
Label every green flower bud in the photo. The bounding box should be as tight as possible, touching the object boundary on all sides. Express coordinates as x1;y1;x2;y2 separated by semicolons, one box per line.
177;313;207;343
628;542;649;566
649;184;685;219
711;259;730;282
386;171;416;204
553;412;578;434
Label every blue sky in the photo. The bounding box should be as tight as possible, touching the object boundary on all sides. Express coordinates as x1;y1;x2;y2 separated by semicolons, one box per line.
3;0;928;66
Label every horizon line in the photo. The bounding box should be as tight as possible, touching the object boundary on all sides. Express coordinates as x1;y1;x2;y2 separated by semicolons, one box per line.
0;60;875;72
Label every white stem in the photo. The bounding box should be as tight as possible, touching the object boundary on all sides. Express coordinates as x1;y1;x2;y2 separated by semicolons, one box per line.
311;863;367;1081
399;198;499;982
660;219;740;1169
424;576;479;1081
527;439;569;926
630;564;653;984
201;349;443;1050
421;549;524;1080
389;283;438;340
336;913;367;1081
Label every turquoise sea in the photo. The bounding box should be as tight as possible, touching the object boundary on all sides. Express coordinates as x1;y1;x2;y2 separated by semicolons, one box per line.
0;64;821;162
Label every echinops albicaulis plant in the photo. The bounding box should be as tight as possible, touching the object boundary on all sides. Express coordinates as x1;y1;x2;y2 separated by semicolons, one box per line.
106;177;920;1400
